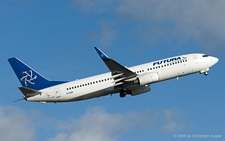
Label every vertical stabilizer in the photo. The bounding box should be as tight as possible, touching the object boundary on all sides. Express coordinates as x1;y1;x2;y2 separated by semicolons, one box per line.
8;57;66;90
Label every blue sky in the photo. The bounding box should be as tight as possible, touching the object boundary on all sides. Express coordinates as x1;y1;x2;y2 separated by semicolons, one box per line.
0;0;224;141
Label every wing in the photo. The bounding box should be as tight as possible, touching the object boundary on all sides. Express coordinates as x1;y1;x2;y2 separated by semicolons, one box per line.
94;47;137;86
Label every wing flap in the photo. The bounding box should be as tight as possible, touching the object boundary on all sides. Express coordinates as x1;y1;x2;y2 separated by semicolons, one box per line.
111;73;124;78
113;77;126;83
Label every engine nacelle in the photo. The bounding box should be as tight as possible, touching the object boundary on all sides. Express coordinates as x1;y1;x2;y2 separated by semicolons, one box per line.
138;72;159;85
131;85;150;96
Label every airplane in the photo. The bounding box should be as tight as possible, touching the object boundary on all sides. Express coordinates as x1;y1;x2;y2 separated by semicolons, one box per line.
8;47;218;103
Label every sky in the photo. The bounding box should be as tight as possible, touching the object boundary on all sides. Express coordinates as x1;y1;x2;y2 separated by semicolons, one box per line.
0;0;224;140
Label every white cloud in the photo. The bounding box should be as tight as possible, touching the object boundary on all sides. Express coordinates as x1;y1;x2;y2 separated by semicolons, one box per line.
0;105;36;141
116;0;225;51
161;121;184;133
0;105;187;141
99;21;117;47
159;109;184;133
72;0;114;13
72;0;225;51
48;107;155;141
48;107;186;141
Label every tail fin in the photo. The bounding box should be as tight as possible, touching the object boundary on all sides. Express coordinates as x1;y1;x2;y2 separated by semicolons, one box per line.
8;57;67;90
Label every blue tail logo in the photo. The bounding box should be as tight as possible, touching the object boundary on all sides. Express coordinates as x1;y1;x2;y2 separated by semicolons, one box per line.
20;70;37;86
8;57;67;90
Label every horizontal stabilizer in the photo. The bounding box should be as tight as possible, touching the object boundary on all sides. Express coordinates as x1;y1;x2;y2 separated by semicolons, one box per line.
19;87;41;97
13;98;25;102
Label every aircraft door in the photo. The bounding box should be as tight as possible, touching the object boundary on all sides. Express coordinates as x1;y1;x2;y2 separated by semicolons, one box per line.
193;55;199;64
55;88;60;99
192;55;200;72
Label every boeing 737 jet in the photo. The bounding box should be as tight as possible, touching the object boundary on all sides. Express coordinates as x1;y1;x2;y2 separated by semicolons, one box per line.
8;47;218;103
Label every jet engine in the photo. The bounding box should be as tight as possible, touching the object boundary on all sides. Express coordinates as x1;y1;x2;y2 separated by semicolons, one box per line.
137;72;159;85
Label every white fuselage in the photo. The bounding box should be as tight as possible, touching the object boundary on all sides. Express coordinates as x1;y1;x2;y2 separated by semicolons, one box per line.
27;53;218;103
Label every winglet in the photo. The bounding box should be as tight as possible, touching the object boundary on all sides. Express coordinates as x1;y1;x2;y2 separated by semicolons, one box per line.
94;47;137;83
94;47;110;61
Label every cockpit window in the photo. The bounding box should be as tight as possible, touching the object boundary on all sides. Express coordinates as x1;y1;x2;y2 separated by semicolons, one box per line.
202;54;208;57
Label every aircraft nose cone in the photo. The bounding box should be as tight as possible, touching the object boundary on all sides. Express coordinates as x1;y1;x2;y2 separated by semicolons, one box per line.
209;56;219;67
212;57;219;64
215;57;219;63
